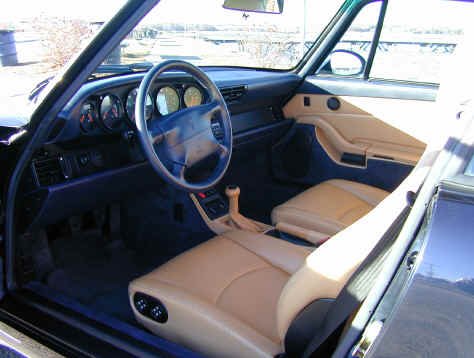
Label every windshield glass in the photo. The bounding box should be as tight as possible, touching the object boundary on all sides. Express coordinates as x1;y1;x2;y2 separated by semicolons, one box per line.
99;0;345;71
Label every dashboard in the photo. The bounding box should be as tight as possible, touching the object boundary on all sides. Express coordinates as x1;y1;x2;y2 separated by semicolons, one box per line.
23;68;301;230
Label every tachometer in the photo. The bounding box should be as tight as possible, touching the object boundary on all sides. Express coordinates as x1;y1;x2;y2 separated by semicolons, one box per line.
79;101;98;132
100;94;123;130
184;86;203;108
126;88;153;122
156;86;180;115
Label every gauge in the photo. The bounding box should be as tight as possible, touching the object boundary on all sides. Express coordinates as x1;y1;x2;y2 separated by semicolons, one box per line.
126;88;153;122
79;101;98;132
184;86;203;108
100;94;123;130
156;86;180;115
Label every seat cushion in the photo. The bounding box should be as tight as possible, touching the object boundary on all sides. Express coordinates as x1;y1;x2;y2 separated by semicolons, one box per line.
271;179;389;237
129;230;310;358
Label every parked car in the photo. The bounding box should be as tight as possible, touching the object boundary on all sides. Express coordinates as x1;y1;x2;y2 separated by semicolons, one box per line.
1;0;474;357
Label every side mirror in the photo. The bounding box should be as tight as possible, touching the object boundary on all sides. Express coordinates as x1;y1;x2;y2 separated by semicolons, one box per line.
223;0;284;14
318;50;366;76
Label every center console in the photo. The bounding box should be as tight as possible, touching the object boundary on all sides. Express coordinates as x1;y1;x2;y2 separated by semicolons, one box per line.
194;188;228;220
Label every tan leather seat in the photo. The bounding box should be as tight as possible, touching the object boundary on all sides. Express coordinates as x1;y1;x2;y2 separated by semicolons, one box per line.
271;179;389;241
129;230;311;358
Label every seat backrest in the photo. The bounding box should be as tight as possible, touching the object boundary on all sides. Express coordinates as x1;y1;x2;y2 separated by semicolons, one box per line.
276;23;474;347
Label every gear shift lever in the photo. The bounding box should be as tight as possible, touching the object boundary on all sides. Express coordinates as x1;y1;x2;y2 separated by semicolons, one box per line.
225;185;262;232
225;185;240;215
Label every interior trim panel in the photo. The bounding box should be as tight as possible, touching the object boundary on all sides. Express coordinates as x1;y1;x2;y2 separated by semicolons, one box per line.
300;76;438;101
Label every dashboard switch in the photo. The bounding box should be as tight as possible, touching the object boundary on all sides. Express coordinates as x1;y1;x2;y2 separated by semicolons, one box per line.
78;153;90;167
91;151;104;167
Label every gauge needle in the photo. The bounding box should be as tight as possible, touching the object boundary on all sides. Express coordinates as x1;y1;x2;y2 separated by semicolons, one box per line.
88;113;94;122
112;108;118;117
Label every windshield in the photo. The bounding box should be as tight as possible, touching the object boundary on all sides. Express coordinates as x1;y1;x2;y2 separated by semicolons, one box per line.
99;0;345;71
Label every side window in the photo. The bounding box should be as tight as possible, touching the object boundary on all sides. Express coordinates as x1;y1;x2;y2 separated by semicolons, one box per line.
370;0;473;84
317;1;382;77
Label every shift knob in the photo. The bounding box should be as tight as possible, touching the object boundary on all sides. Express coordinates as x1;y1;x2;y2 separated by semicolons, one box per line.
225;185;240;214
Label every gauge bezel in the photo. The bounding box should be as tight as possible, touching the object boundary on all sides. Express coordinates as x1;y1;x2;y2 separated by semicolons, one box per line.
183;85;204;108
155;85;181;116
99;93;124;131
125;87;153;122
79;100;99;133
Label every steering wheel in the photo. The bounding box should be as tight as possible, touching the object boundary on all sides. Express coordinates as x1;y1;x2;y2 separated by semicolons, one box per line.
135;60;232;192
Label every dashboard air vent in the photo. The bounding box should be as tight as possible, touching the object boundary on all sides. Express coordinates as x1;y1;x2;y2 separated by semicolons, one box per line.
219;85;247;103
32;152;64;187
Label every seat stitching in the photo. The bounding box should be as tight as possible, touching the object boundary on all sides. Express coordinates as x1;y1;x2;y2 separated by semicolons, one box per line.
327;180;387;206
221;233;300;275
274;205;345;228
214;265;270;305
336;203;371;222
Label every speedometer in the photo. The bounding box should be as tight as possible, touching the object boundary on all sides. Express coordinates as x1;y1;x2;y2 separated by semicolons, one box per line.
126;88;153;122
156;86;180;115
184;86;203;108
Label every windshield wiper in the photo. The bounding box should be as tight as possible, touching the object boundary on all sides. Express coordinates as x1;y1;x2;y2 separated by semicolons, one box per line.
93;61;154;74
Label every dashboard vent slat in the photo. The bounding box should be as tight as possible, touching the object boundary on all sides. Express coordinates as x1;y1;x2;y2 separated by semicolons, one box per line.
32;153;64;187
219;85;247;103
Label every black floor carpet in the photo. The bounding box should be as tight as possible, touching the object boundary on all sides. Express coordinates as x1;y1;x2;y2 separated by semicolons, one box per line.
45;228;208;325
46;232;153;324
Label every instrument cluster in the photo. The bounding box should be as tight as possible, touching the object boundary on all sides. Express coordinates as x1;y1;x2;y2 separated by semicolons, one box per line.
78;82;206;134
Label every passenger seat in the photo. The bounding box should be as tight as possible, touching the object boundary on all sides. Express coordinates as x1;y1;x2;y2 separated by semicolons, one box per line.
271;179;389;243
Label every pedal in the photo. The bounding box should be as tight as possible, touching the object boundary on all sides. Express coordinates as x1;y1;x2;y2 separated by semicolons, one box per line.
108;204;122;242
68;215;82;233
93;207;107;230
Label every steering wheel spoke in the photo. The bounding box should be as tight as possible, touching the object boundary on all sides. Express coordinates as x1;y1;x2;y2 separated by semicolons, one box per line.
171;161;187;180
197;100;221;120
214;139;229;158
147;116;165;143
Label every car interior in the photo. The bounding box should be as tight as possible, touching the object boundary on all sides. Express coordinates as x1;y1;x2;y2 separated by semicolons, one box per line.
5;1;461;357
9;60;430;357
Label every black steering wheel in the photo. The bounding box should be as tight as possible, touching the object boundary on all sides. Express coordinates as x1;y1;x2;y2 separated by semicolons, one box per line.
135;60;232;192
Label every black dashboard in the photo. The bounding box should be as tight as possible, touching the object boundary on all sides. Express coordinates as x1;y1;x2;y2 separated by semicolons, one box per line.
23;68;300;230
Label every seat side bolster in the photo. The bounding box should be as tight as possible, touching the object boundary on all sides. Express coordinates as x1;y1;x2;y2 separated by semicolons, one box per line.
271;205;345;236
221;230;311;275
327;179;390;206
129;278;281;358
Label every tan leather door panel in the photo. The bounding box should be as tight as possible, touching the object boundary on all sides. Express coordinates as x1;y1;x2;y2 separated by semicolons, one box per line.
283;94;429;166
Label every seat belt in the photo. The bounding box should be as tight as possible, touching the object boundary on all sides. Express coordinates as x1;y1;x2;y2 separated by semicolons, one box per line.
301;205;410;358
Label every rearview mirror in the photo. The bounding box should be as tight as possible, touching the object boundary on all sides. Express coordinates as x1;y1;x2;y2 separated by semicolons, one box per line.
223;0;284;14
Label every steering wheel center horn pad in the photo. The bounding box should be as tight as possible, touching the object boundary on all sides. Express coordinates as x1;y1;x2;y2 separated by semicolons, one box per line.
135;60;232;192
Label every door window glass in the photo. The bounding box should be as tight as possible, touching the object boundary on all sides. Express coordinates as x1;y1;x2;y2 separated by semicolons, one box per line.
370;0;474;84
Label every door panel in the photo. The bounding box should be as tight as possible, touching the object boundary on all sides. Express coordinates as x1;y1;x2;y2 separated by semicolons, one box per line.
271;123;414;192
272;77;434;192
284;93;428;166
